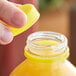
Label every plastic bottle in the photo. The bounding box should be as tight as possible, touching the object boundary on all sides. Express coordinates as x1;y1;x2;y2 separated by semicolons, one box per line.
10;31;76;76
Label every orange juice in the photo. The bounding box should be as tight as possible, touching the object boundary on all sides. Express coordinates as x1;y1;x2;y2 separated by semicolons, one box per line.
10;31;76;76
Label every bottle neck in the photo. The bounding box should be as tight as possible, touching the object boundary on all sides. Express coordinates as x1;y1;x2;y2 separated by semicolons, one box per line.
24;31;69;63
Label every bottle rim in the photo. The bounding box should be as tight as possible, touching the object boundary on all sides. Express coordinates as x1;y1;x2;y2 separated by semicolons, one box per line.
27;31;67;49
24;31;69;63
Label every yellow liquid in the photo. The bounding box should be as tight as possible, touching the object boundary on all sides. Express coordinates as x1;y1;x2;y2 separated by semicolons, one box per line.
35;40;59;45
10;40;76;76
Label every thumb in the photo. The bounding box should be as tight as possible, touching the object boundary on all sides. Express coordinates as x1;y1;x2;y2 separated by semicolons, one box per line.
0;23;13;45
0;0;27;28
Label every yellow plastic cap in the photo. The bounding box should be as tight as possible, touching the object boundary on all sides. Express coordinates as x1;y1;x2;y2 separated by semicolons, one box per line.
0;4;40;36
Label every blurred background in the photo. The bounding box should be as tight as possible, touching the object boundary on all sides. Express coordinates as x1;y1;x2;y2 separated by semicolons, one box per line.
0;0;76;76
37;0;76;66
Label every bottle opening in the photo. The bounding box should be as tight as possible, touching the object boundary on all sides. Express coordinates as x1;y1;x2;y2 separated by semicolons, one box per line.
24;31;69;62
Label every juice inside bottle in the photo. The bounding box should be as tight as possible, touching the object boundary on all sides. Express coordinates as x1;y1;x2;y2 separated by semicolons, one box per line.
10;31;76;76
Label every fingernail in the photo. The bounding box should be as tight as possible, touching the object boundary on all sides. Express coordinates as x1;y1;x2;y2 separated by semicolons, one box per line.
11;12;27;28
0;27;13;44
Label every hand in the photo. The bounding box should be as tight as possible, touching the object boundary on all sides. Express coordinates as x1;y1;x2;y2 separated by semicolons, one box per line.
0;0;27;45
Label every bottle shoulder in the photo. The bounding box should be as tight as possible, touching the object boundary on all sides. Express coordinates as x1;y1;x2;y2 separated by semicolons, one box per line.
10;60;76;76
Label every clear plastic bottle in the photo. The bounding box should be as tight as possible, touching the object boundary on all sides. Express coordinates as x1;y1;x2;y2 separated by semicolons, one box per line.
10;31;76;76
